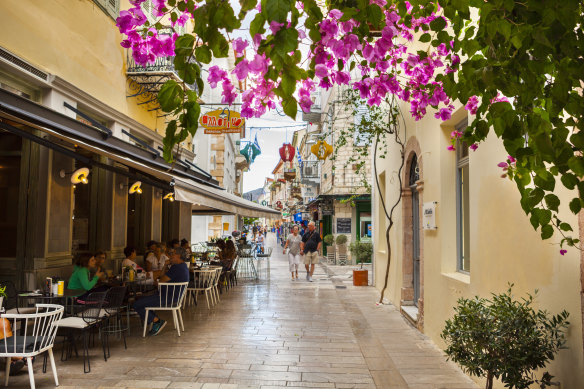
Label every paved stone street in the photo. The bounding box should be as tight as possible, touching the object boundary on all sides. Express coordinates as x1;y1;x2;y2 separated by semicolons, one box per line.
8;236;476;389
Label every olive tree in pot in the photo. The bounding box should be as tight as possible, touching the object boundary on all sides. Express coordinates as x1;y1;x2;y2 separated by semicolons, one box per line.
350;241;373;286
441;285;569;389
323;234;335;263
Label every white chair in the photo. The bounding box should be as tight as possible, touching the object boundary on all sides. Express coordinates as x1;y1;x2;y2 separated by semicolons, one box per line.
209;266;223;305
186;270;215;309
1;304;64;389
142;282;188;338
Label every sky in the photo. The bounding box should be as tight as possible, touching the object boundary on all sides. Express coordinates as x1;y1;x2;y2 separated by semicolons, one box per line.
241;111;307;193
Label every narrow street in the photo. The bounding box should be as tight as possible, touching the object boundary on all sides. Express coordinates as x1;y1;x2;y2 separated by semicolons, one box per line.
8;236;476;389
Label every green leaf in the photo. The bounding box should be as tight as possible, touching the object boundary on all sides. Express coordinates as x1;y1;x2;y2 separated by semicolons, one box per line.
541;224;554;240
273;28;298;57
430;16;446;32
240;0;258;12
282;96;297;119
175;34;195;56
280;73;296;96
158;80;183;112
419;33;432;43
544;194;560;212
559;223;573;232
195;46;212;64
262;0;292;23
561;173;578;190
569;198;582;214
250;13;266;37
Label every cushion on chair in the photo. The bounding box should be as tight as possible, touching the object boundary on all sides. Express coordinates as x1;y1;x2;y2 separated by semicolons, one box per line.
4;307;38;315
54;317;95;329
0;335;46;354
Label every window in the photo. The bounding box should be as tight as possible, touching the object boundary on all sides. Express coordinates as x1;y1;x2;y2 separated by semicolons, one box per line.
93;0;119;20
456;119;470;273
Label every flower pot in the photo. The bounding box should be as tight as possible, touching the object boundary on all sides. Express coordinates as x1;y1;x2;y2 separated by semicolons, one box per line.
353;269;368;286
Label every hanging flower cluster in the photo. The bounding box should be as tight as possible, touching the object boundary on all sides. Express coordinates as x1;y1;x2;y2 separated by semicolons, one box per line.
115;0;459;124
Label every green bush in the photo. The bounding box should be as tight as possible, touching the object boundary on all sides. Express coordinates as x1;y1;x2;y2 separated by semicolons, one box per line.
323;234;334;245
349;241;372;263
441;286;569;389
335;234;348;245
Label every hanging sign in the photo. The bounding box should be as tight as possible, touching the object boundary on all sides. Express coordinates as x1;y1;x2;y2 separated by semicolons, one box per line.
200;108;245;134
423;201;437;230
310;140;333;160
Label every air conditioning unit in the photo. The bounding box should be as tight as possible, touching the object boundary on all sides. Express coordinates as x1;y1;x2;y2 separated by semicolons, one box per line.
304;165;317;177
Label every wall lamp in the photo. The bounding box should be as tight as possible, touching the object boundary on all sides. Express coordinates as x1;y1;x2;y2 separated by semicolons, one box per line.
120;181;143;194
163;192;174;202
60;167;90;184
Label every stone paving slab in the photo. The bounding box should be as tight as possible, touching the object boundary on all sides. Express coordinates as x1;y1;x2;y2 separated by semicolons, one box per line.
5;235;476;389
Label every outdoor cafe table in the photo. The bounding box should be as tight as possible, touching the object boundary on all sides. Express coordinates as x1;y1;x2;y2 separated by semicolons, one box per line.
17;289;85;316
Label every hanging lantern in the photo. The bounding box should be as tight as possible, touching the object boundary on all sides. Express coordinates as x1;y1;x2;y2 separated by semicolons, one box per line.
240;134;262;164
279;143;295;162
311;140;333;160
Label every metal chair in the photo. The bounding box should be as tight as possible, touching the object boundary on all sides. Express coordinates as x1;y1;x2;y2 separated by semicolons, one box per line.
1;304;64;389
142;282;188;338
54;291;107;373
101;286;128;358
1;281;37;315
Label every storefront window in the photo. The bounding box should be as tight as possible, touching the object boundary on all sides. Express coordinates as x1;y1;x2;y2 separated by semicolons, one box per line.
360;213;372;242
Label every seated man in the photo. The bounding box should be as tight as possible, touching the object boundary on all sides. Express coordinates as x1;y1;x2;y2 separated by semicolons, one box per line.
132;246;190;336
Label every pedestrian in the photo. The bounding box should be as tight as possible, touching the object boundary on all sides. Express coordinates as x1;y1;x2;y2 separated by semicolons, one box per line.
300;221;322;282
283;225;302;281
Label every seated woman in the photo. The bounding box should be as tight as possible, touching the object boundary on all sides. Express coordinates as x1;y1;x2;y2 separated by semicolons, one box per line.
122;246;155;284
68;253;107;300
145;242;168;275
218;240;237;271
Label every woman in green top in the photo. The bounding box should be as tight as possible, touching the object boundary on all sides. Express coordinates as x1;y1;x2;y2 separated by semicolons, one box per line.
68;253;105;291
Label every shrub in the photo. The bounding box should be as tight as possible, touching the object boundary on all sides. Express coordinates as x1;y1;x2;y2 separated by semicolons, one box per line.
349;241;373;264
335;234;348;245
323;234;334;245
441;286;569;389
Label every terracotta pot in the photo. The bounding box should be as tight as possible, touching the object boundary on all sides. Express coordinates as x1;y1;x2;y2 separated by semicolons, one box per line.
353;269;368;286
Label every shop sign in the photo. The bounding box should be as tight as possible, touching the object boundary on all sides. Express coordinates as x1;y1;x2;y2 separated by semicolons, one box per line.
302;212;311;220
200;109;245;134
336;218;351;233
423;201;437;230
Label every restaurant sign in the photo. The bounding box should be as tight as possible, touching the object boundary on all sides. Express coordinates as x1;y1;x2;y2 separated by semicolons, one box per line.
200;108;245;134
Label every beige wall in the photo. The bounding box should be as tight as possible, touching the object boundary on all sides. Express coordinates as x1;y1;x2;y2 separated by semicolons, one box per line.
0;0;159;132
373;104;584;387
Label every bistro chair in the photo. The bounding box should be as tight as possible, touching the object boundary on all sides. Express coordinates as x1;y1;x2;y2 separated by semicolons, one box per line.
256;247;273;277
101;286;128;358
54;291;107;373
186;270;215;309
1;304;64;389
142;282;188;338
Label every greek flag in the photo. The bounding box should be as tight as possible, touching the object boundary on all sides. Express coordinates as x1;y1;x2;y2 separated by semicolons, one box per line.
297;147;303;169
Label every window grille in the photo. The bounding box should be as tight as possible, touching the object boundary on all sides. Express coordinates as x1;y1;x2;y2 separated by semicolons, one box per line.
455;119;470;273
93;0;119;20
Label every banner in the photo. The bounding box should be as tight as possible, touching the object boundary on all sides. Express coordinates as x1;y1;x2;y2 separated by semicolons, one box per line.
200;108;245;134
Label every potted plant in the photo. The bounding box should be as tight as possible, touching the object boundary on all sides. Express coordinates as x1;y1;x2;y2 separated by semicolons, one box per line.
350;241;373;286
441;285;570;389
335;234;348;265
0;284;6;309
323;234;335;262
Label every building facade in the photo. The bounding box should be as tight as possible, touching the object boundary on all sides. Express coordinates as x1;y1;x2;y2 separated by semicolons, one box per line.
372;100;584;387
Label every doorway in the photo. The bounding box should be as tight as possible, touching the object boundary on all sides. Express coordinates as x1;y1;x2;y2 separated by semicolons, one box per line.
409;155;420;306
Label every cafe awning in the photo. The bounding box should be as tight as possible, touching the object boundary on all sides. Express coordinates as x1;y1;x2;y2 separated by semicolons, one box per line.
173;176;281;219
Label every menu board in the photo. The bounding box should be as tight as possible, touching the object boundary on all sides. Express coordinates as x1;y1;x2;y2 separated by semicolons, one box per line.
336;218;352;233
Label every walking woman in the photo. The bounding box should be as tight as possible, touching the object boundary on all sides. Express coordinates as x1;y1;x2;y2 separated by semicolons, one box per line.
283;225;302;281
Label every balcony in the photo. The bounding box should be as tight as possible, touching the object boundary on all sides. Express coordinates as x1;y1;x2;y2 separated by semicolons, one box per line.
301;161;320;184
126;51;196;109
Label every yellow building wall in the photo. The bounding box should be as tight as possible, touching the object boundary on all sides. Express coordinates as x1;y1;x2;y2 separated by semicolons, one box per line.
374;104;584;388
0;0;160;132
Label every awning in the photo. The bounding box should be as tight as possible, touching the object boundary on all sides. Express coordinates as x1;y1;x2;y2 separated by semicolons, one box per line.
173;176;281;219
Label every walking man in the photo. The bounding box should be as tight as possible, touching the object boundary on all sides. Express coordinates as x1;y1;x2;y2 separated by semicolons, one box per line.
300;221;322;282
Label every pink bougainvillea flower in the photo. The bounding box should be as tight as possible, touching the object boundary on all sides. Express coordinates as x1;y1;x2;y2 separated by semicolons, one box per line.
329;9;343;20
233;38;248;55
232;60;249;80
497;162;509;168
269;21;285;34
465;95;479;115
370;0;387;6
507;155;516;163
298;29;307;39
469;143;478;151
434;107;452;121
560;249;567;256
447;145;455;151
